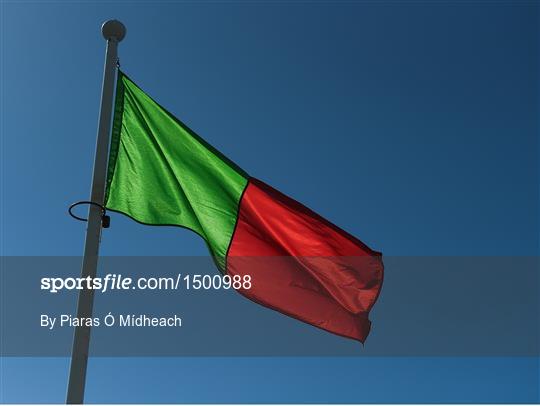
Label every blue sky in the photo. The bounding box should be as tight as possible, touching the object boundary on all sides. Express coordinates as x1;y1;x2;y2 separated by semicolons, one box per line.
1;1;538;403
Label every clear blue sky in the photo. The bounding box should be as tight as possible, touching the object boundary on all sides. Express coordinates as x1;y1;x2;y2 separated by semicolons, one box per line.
1;1;538;403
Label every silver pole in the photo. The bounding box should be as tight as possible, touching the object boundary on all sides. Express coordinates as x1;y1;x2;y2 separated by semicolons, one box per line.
66;20;126;404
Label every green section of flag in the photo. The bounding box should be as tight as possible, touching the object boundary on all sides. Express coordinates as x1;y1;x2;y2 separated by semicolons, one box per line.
105;71;249;270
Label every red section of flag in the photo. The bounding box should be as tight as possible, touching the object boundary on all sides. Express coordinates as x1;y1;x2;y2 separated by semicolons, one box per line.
227;178;384;343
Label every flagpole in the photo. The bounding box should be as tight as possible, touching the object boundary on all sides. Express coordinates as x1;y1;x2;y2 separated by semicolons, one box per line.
66;20;126;404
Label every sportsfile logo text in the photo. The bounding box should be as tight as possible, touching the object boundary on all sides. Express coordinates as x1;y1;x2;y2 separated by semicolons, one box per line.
40;273;253;293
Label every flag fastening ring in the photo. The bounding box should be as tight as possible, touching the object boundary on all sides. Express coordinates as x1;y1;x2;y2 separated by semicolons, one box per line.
68;201;110;228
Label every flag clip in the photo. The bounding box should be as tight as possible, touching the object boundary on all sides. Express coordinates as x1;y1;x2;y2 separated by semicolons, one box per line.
68;201;110;229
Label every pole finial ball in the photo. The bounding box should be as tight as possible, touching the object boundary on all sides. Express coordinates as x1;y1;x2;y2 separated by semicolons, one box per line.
101;20;126;41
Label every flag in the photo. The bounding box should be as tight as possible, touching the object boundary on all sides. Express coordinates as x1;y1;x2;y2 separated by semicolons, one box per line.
105;71;384;342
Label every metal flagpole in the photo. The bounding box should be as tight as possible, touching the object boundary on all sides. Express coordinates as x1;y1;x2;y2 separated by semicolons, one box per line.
66;20;126;404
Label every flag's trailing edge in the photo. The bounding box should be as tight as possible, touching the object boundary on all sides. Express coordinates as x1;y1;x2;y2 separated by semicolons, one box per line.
105;71;384;343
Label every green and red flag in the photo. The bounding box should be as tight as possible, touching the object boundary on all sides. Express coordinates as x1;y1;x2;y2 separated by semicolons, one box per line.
105;71;384;343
